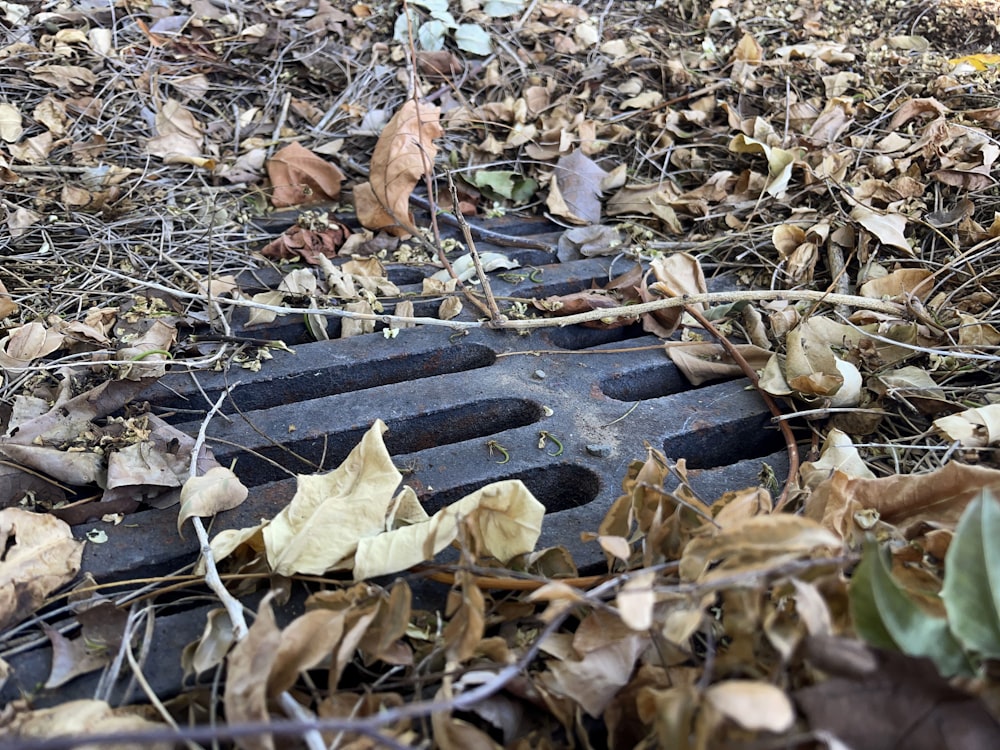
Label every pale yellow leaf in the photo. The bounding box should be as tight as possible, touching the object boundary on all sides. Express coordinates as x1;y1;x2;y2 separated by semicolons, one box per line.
353;479;544;580
704;680;795;732
177;467;249;536
616;569;656;631
263;420;402;576
0;102;23;142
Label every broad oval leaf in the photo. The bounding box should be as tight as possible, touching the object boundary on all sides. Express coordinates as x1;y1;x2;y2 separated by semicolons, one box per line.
942;491;1000;658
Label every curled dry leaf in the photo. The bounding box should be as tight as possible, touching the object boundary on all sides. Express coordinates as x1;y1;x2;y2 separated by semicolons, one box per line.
354;100;443;236
266;142;345;208
0;321;64;372
177;466;249;537
0;508;84;631
210;421;545;581
804;461;1000;543
259;221;351;264
934;404;1000;448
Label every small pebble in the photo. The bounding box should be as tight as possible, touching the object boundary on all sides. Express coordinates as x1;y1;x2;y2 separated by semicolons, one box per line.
586;444;613;458
532;369;546;379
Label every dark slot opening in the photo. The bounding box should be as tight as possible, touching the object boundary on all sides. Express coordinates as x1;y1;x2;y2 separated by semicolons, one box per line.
155;343;496;416
545;322;650;350
599;361;690;400
665;414;785;470
215;398;544;487
421;463;600;515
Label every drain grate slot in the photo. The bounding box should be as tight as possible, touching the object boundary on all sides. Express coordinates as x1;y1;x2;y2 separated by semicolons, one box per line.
155;343;496;416
665;414;785;470
600;361;691;400
546;323;649;350
214;398;545;487
422;463;601;515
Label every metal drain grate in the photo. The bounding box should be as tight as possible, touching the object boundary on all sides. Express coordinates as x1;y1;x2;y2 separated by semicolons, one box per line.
1;212;788;707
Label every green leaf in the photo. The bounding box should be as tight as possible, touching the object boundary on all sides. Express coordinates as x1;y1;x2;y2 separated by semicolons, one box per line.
849;543;899;651
851;541;972;676
455;23;492;56
471;170;537;203
483;0;525;17
942;491;1000;657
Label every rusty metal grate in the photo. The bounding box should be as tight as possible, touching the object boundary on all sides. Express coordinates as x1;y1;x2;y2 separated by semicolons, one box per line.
1;211;787;707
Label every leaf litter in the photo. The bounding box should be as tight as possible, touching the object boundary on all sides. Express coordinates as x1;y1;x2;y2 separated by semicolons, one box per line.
2;0;1000;747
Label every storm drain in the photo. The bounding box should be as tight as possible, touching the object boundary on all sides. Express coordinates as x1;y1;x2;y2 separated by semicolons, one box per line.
1;212;788;707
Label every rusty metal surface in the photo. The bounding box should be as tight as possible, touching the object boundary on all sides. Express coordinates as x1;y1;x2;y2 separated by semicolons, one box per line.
1;211;787;708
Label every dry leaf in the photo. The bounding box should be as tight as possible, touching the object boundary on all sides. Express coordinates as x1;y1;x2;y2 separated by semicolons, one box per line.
224;597;281;750
354;100;443;236
546;149;607;224
704;680;795;732
0;509;85;631
266;142;345;208
177;467;249;536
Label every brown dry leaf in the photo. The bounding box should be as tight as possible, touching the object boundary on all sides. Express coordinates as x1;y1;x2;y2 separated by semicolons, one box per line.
115;319;176;380
0;509;84;631
888;97;949;129
42;623;111;689
267;608;346;696
224;596;281;750
644;252;707;336
354;100;443;236
266;142;345;208
617;568;656;631
177;467;249;537
184;609;236;677
859;268;933;300
804;462;1000;543
353;478;544;581
146;98;204;161
851;205;912;255
443;570;486;663
438;296;463;321
668;343;772;386
2;699;170;749
30;65;97;90
259;222;351;264
546;149;607;224
679;514;841;584
0;102;23;141
540;610;648;717
0;279;16;319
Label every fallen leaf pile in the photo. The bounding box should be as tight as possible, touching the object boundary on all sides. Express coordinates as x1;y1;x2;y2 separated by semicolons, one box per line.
3;0;1000;747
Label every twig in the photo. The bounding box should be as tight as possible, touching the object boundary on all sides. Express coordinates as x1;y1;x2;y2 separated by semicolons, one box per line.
187;385;249;640
677;303;800;510
447;172;506;326
499;289;907;329
186;385;326;750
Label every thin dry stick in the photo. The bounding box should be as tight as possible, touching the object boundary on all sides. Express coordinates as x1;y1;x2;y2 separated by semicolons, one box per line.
187;384;326;750
187;384;249;640
446;172;506;325
680;303;800;510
